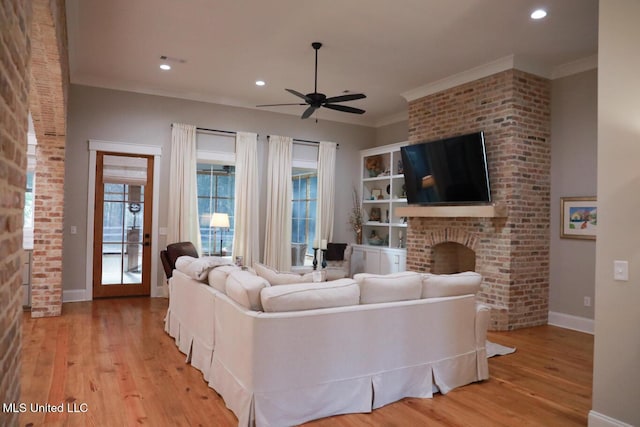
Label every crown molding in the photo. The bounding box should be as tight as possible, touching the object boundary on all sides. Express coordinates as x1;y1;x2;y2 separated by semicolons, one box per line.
402;55;519;102
401;53;598;103
551;54;598;79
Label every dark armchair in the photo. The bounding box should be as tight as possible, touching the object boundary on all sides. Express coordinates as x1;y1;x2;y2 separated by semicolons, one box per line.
160;241;199;279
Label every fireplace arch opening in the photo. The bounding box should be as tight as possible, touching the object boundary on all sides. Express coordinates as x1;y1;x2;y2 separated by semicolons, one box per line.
431;242;476;274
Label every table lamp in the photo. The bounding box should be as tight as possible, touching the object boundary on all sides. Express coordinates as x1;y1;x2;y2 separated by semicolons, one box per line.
210;212;230;255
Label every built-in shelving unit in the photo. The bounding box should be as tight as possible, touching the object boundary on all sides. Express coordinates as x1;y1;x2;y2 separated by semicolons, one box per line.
360;142;409;249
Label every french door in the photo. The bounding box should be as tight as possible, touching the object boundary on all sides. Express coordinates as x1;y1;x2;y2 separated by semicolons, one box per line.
93;152;154;298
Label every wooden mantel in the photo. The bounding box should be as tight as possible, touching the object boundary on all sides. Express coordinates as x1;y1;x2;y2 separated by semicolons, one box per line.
395;203;507;218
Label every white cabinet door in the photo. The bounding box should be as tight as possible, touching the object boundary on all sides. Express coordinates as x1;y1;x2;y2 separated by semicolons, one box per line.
351;246;366;276
351;245;384;275
363;247;382;274
380;249;406;274
352;245;406;275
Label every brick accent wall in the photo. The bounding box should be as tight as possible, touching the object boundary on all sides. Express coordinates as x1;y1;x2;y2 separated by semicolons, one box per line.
29;0;68;318
406;69;551;330
0;1;32;424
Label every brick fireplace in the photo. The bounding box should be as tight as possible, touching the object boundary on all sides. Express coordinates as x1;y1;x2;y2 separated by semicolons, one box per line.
405;69;551;331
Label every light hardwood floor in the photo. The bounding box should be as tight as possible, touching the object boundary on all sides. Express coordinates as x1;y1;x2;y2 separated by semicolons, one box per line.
20;298;593;426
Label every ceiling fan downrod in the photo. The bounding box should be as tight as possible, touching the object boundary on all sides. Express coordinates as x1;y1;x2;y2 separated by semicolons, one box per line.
312;42;322;94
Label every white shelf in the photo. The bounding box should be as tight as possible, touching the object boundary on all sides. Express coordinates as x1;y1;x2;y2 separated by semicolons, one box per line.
390;223;408;228
363;176;392;182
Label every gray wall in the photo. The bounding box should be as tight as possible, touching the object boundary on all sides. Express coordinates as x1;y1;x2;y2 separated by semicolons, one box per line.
592;1;640;425
549;69;597;320
374;120;408;146
64;84;374;292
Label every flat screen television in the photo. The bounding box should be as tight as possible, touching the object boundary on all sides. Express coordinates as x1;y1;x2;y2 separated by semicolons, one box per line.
400;132;491;205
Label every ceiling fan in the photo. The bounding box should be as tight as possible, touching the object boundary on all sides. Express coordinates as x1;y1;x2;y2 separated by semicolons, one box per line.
257;42;366;119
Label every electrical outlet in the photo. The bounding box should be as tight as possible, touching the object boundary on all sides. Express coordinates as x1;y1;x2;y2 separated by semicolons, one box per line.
584;296;591;307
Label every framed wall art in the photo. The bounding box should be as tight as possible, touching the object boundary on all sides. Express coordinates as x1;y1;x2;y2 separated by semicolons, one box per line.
560;196;597;240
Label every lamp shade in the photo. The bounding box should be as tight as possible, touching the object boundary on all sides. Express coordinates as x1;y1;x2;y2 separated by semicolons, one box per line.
210;212;230;228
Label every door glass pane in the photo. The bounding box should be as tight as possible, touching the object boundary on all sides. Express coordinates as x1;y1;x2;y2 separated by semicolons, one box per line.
101;155;147;286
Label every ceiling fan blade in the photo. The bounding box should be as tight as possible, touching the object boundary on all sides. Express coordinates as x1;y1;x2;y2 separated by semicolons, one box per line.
324;93;366;103
256;103;306;107
301;105;318;119
286;89;311;102
322;104;365;115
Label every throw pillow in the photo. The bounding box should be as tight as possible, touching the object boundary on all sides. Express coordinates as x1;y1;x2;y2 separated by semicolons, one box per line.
260;279;360;312
253;262;322;285
175;256;197;272
421;271;482;298
225;270;270;311
183;256;233;282
354;271;422;304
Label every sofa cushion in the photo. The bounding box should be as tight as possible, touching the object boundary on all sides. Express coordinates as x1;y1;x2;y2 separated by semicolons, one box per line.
208;265;243;293
253;262;322;285
260;279;360;312
225;270;270;311
353;271;422;304
421;271;482;298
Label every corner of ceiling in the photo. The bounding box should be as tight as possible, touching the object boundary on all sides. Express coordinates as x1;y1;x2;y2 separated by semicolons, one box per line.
401;53;598;104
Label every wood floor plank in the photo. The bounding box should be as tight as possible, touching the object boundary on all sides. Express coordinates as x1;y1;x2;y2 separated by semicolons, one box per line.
20;298;593;426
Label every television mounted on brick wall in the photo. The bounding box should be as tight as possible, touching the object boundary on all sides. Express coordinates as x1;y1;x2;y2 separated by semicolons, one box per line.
400;131;491;205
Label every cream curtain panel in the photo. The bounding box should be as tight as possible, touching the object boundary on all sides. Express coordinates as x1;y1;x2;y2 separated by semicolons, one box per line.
264;135;293;270
315;141;337;243
167;123;202;252
232;132;260;267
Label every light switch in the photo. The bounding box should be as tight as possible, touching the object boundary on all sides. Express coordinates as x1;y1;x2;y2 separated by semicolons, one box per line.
70;226;77;235
614;260;629;281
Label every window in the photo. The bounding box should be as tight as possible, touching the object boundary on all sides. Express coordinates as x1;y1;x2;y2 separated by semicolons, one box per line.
292;168;317;261
197;163;235;255
24;171;35;228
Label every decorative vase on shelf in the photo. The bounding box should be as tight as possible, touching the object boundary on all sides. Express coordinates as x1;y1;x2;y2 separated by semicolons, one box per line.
356;229;363;245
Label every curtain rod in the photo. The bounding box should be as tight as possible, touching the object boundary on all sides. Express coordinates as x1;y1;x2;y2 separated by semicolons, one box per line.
170;124;259;137
196;127;236;135
267;135;339;148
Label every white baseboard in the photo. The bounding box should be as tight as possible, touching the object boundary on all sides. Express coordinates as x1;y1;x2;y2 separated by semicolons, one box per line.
63;289;89;303
589;410;634;427
548;311;594;335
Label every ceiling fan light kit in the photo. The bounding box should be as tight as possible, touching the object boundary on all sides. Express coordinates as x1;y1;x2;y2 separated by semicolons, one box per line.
257;42;366;119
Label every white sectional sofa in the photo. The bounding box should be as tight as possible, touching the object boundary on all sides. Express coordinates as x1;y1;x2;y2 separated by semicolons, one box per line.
165;258;490;427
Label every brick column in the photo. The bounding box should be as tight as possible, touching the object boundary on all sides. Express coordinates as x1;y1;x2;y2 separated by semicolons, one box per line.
28;0;69;318
406;69;551;330
0;1;32;424
31;140;66;316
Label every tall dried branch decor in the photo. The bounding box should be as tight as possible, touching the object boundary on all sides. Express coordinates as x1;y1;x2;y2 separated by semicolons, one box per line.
348;188;363;242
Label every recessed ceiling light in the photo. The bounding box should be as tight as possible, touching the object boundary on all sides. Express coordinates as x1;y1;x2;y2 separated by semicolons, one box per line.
255;80;266;86
160;64;171;71
531;9;547;20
